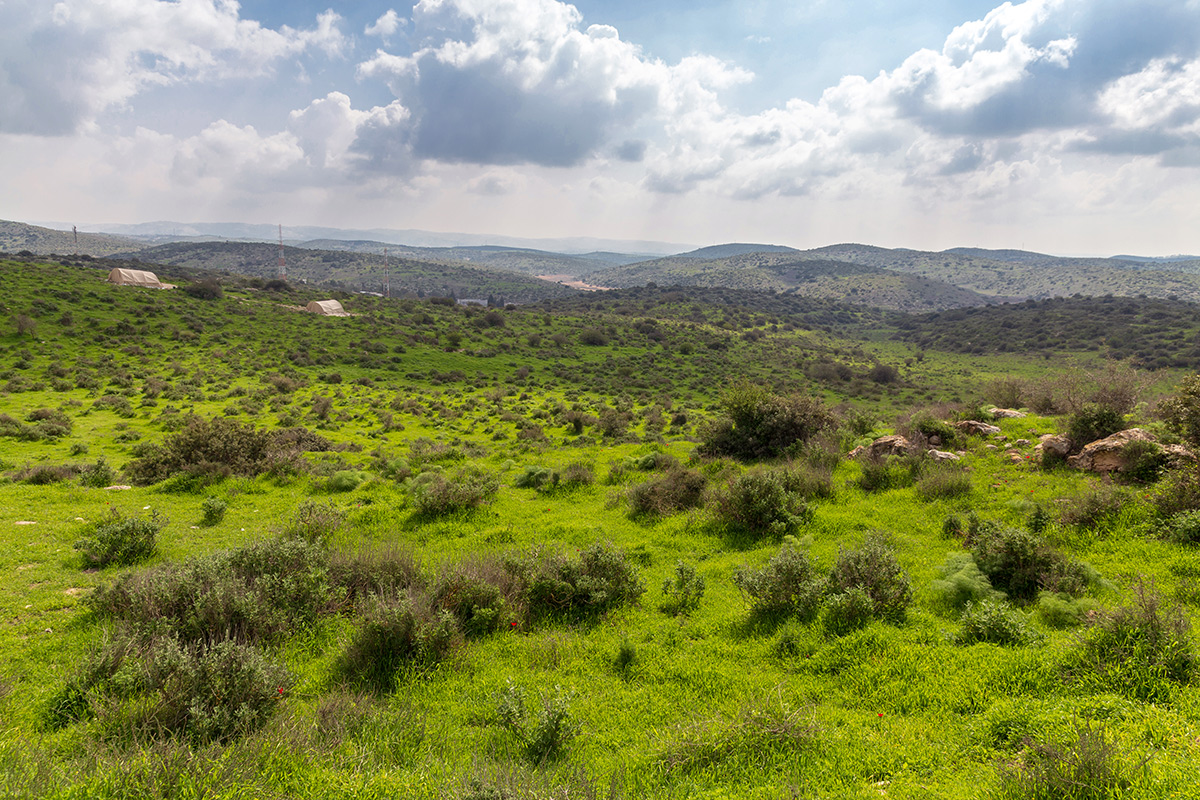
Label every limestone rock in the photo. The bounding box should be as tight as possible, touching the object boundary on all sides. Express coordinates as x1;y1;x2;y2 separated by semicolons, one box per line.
928;449;960;462
989;408;1027;419
1067;428;1157;473
955;420;1002;436
849;435;913;459
1033;434;1071;463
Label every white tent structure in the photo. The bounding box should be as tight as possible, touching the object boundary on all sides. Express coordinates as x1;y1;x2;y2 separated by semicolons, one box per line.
107;268;174;289
306;300;349;316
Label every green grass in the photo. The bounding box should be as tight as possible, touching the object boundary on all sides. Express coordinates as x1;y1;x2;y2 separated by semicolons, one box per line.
1;257;1200;798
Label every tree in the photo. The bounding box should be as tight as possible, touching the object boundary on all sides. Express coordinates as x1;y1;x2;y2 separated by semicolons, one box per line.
1161;374;1200;447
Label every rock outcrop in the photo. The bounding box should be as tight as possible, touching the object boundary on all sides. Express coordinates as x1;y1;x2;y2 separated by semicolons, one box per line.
989;408;1027;419
955;420;1002;436
1067;428;1158;473
848;435;913;459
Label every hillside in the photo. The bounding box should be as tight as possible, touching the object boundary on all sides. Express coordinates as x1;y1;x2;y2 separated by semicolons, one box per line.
2;255;1200;799
0;219;145;257
809;243;1200;301
582;251;998;312
111;241;578;303
299;240;622;278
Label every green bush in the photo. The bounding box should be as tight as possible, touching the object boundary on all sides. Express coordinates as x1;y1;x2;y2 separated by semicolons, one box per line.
1066;403;1124;450
994;722;1136;800
339;596;459;691
733;543;826;622
714;469;812;538
855;455;920;493
200;496;227;526
826;534;912;622
494;682;578;765
699;384;835;460
824;587;875;637
78;457;115;488
969;525;1089;603
915;465;972;501
1119;439;1166;483
1058;485;1130;527
906;413;960;448
124;416;284;485
957;599;1038;646
1068;581;1194;702
628;468;707;517
432;568;510;638
409;467;498;517
74;509;162;569
523;543;645;620
661;561;706;616
1159;373;1200;447
1164;509;1200;545
513;465;556;489
279;499;345;543
89;537;333;644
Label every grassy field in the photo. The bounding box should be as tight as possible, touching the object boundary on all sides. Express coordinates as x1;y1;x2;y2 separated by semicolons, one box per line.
2;256;1200;799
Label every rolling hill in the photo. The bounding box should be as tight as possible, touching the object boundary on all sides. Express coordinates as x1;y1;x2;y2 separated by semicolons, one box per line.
0;219;145;257
110;241;578;303
581;251;1000;312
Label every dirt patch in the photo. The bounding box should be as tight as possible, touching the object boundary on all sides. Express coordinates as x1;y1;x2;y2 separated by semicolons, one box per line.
536;274;614;292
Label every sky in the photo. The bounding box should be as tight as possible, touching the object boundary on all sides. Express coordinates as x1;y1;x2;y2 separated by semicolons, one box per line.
1;0;1198;255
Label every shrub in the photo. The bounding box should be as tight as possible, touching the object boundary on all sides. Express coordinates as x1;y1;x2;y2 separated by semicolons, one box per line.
339;596;459;691
200;496;227;526
824;587;875;637
698;384;835;460
915;465;972;501
513;465;555;490
714;469;811;539
855;454;920;493
431;567;511;638
25;408;72;438
957;599;1038;646
1066;403;1124;450
628;468;707;517
1119;439;1166;483
614;637;637;675
89;537;332;644
54;636;292;743
523;543;645;620
732;543;826;622
931;553;1004;613
969;525;1089;603
661;561;706;616
78;458;115;488
656;701;817;775
329;545;422;607
124;417;281;485
1151;464;1200;518
905;413;960;448
1159;373;1200;447
494;682;578;765
182;278;223;300
1068;581;1194;702
75;509;162;569
279;499;345;542
409;467;498;517
826;534;912;622
994;722;1137;800
1164;509;1200;545
1059;485;1130;527
579;328;608;346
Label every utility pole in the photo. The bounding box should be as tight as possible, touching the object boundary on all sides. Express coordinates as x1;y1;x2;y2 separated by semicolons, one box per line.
384;247;389;298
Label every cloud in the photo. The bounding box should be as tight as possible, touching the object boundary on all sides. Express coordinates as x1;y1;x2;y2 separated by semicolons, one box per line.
642;0;1200;200
357;0;749;167
0;0;346;135
365;9;404;40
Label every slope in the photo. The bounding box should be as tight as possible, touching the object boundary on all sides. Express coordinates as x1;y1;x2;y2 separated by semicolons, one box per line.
0;219;145;258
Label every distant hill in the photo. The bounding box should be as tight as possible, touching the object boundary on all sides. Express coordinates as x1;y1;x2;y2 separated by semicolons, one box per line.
0;219;145;258
298;240;621;278
581;251;997;312
891;295;1200;370
676;243;799;259
110;242;577;303
806;243;1200;302
89;220;691;256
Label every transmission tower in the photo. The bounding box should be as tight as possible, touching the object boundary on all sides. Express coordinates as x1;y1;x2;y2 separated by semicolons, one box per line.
277;224;286;280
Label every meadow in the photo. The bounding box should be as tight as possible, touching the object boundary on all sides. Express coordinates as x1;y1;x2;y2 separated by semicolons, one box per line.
2;255;1199;799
